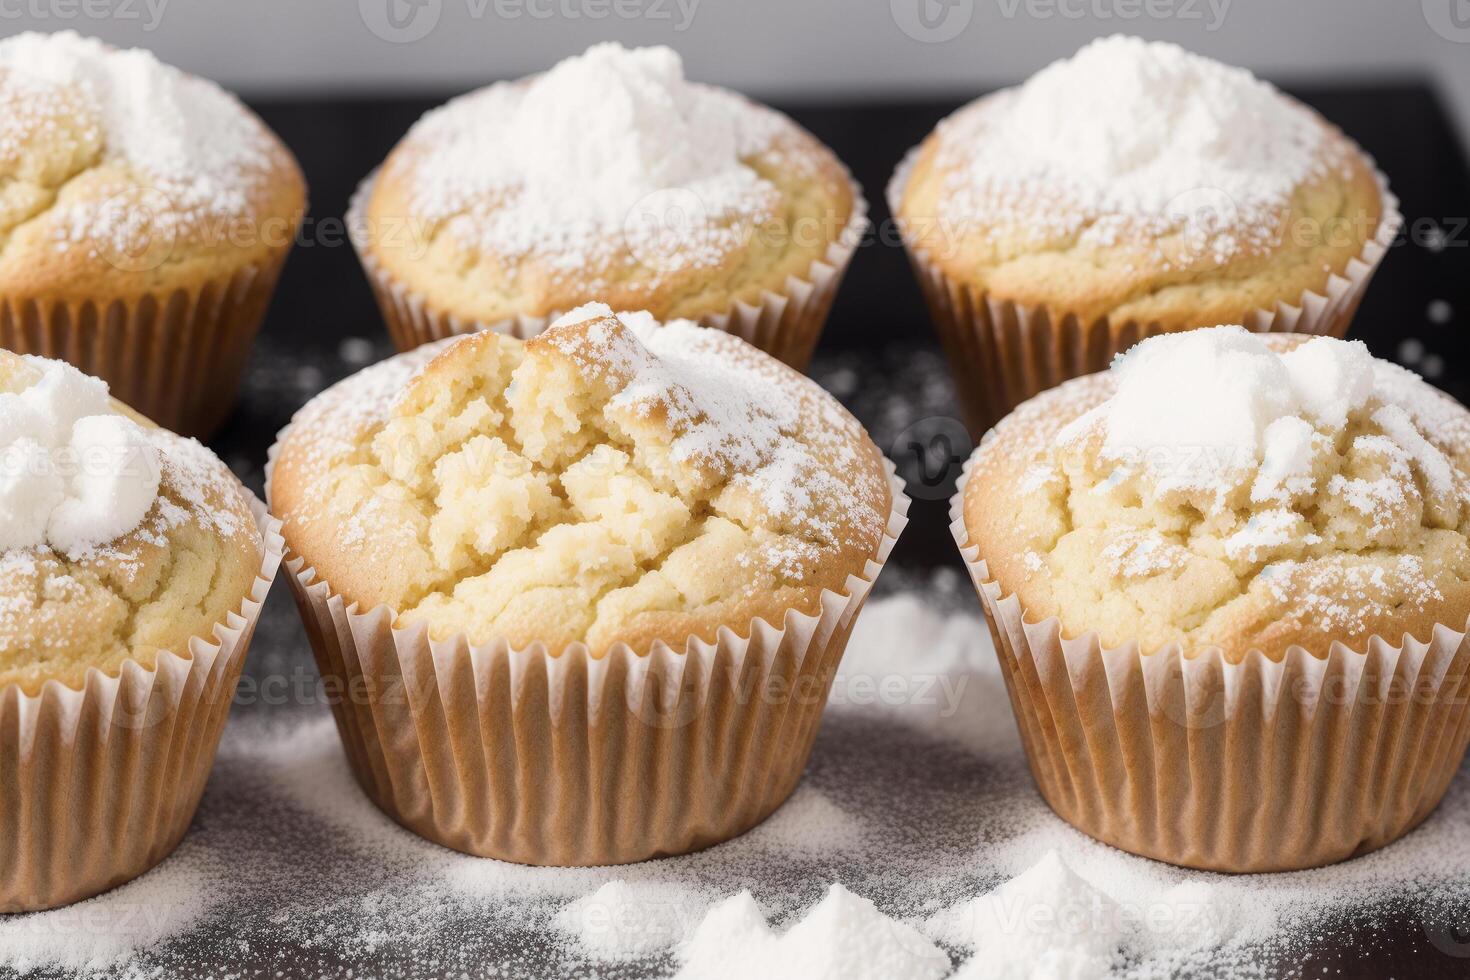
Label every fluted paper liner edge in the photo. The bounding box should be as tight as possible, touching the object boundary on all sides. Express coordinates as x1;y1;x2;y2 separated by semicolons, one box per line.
887;143;1403;435
948;456;1470;872
0;242;296;439
266;425;908;866
347;169;868;370
0;498;284;912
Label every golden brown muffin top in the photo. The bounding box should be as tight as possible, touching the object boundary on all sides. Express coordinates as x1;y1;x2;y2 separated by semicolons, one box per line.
0;350;264;695
271;305;893;655
962;329;1470;663
360;43;856;326
0;31;305;304
895;37;1386;332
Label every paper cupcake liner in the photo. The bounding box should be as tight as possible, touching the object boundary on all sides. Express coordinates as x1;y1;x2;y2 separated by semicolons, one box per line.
948;459;1470;873
347;170;868;370
266;433;908;866
0;245;294;439
0;499;283;912
888;148;1403;435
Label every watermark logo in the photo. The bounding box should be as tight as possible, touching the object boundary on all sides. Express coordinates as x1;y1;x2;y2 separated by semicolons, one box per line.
1423;0;1470;42
360;0;442;43
891;0;974;43
91;188;177;274
891;416;973;501
1423;908;1470;958
623;187;717;274
1164;186;1239;236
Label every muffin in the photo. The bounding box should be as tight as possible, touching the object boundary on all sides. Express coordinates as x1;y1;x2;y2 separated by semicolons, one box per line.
953;326;1470;872
0;31;306;437
351;43;863;368
892;36;1399;434
268;304;905;865
0;350;281;911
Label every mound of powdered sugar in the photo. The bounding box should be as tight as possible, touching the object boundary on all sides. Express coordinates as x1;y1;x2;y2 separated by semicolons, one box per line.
932;35;1348;259
926;850;1124;979
674;884;949;980
0;355;160;555
391;42;788;271
2;588;1468;979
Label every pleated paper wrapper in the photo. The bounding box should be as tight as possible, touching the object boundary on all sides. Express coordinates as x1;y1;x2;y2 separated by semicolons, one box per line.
347;170;868;370
270;452;908;867
0;500;284;912
948;460;1470;873
887;147;1403;436
0;244;295;440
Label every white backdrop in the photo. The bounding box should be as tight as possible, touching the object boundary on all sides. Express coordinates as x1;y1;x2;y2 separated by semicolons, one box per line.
2;0;1468;141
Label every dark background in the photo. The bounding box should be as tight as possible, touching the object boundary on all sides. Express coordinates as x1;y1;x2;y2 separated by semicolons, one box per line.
189;83;1470;979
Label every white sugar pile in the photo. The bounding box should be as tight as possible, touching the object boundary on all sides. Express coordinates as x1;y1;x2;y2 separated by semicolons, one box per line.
927;850;1123;979
399;42;783;269
1;590;1467;978
674;885;949;980
934;35;1345;258
0;354;160;555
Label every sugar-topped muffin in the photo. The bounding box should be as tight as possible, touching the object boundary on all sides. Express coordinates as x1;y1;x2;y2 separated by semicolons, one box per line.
271;304;901;865
0;350;263;693
355;43;860;366
272;304;891;654
0;349;274;912
956;327;1470;872
893;36;1394;431
0;31;306;436
964;328;1470;662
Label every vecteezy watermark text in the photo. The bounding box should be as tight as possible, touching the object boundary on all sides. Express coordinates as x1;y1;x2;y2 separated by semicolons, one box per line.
0;0;167;30
892;0;1228;42
994;0;1230;31
360;0;699;43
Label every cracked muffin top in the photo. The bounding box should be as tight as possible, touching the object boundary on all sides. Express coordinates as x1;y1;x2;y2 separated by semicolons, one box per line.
894;36;1385;331
0;351;263;694
962;329;1470;662
360;43;856;326
269;305;893;655
0;31;304;303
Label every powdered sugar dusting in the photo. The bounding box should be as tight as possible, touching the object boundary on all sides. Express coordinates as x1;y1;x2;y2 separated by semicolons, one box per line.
0;30;277;256
554;303;880;543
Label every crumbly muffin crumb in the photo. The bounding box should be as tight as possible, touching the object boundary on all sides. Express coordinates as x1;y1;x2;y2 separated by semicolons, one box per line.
272;305;891;654
964;329;1470;660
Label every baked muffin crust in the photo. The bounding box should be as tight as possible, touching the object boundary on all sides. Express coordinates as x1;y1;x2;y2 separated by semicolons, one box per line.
963;331;1470;662
0;351;264;694
271;306;892;655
